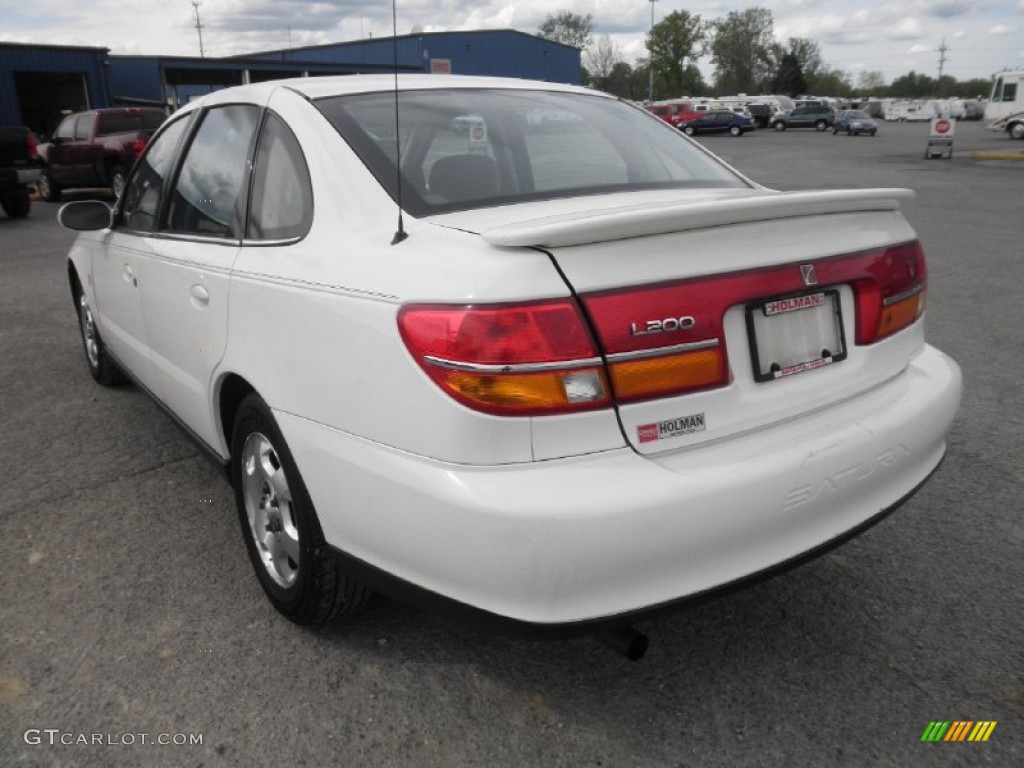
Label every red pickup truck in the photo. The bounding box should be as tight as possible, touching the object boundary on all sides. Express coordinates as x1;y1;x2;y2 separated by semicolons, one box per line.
644;100;709;129
37;108;166;202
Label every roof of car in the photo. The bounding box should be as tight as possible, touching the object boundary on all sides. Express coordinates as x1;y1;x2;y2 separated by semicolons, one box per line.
183;74;605;113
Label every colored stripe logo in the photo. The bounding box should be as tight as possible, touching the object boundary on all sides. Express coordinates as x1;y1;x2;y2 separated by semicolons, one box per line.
921;721;997;742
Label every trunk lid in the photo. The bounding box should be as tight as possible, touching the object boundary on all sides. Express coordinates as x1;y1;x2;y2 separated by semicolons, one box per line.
429;188;925;455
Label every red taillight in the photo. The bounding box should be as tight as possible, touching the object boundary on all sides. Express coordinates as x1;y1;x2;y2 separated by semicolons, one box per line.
849;241;927;343
26;132;38;159
400;242;927;415
398;300;610;416
131;137;148;159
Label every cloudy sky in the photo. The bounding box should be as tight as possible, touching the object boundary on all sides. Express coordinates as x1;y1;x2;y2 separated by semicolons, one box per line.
1;0;1022;84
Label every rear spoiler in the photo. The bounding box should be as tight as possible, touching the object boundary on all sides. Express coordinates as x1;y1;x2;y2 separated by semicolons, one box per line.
481;188;915;248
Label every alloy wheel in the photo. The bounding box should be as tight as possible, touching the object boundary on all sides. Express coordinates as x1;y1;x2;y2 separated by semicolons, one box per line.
241;432;300;588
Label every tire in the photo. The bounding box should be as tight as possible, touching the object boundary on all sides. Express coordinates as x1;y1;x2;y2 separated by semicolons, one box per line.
76;290;126;386
38;168;61;202
231;393;371;626
773;121;785;132
1010;123;1024;140
815;120;828;131
729;125;741;137
109;165;127;200
683;125;695;136
1;191;31;218
871;130;877;137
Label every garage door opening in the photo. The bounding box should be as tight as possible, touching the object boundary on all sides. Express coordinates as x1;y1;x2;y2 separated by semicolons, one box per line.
14;70;89;137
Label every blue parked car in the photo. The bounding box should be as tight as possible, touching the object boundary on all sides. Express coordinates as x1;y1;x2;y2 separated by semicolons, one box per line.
681;110;756;137
833;110;878;136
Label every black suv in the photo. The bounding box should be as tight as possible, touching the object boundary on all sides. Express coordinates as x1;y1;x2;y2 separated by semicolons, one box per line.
769;106;835;131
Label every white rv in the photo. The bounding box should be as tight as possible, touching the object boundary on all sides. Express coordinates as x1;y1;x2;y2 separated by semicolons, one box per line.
986;71;1024;139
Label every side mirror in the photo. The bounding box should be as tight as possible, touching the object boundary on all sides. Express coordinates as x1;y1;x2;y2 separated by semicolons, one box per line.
58;200;113;231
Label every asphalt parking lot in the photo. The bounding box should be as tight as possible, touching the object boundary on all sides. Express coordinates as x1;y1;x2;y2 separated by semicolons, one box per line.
1;119;1021;767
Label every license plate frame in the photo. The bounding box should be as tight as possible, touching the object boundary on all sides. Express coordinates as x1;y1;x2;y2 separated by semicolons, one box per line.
745;289;847;383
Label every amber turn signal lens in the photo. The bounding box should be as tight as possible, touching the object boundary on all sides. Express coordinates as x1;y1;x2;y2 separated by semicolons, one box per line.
877;289;925;340
440;368;609;413
610;349;725;401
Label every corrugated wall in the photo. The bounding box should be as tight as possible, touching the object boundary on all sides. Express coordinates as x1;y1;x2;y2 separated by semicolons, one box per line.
108;58;164;104
0;44;110;126
243;31;581;84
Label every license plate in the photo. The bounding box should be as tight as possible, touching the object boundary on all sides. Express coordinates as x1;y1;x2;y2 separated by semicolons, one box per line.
745;290;847;382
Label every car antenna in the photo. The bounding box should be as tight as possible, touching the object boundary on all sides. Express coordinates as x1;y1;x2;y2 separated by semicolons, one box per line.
389;0;408;245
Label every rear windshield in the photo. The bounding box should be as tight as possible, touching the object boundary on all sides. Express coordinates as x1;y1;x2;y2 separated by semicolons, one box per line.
847;111;870;119
97;111;167;136
315;88;747;216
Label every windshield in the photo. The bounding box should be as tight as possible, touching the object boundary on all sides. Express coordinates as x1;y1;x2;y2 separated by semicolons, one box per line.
847;111;870;119
315;88;747;216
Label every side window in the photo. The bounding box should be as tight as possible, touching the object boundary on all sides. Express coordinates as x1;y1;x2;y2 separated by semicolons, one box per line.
247;112;313;241
55;117;75;141
1004;83;1018;103
74;115;94;141
121;117;189;232
166;105;261;239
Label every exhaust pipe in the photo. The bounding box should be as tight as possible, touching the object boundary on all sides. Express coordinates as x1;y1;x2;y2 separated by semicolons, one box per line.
598;626;649;661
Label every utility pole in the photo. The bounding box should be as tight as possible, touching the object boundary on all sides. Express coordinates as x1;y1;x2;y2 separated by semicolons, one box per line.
192;1;205;59
648;0;657;102
936;38;949;94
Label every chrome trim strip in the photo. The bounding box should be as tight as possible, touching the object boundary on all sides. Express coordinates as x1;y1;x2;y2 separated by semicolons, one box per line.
149;232;241;247
882;283;924;307
605;339;720;363
240;237;303;248
422;356;603;374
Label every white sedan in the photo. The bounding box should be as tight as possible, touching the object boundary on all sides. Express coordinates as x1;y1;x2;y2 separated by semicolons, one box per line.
59;75;961;648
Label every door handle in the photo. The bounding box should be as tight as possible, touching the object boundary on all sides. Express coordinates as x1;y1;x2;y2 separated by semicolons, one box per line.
190;284;210;307
122;264;136;287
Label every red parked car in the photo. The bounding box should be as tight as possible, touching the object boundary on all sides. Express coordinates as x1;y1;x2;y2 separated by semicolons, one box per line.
37;108;167;201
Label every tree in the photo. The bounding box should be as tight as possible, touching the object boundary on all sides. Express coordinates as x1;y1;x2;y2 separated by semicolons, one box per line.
812;68;853;96
857;71;886;93
889;70;935;98
711;8;776;94
786;38;825;84
646;10;706;100
605;61;637;99
679;64;708;97
538;11;594;50
586;35;620;91
772;54;806;98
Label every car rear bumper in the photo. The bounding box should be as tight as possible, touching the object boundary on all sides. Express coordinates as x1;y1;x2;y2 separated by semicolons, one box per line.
0;167;41;188
276;343;961;626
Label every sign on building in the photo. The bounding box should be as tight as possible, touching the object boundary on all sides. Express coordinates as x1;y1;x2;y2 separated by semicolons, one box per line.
430;59;452;75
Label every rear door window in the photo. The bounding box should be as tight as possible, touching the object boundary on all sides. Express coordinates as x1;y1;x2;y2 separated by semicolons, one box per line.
165;105;261;239
97;111;167;136
247;112;313;241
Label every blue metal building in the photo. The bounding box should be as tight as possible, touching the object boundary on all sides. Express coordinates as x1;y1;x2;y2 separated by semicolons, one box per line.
2;31;580;131
243;30;581;84
0;43;111;135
